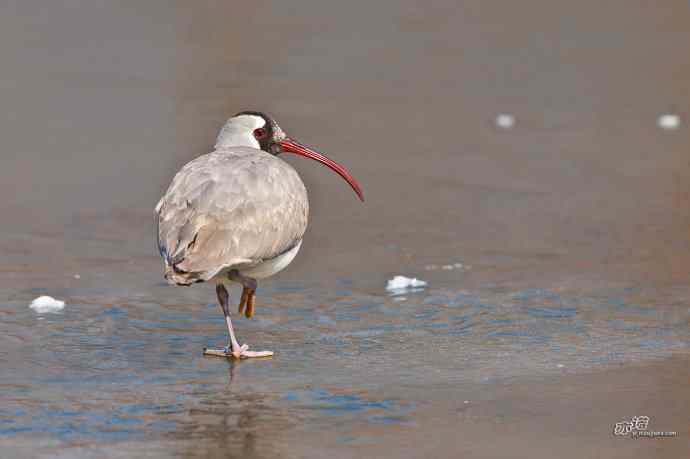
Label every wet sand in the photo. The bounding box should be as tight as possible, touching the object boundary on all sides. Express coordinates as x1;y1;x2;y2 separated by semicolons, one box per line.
1;1;690;457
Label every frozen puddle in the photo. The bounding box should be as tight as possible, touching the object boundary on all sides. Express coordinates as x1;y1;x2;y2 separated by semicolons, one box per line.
29;296;65;313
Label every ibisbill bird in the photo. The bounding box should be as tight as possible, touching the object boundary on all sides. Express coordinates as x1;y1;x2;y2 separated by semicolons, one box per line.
155;111;364;358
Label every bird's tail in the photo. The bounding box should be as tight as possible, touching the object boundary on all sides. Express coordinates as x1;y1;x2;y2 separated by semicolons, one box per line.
163;264;204;286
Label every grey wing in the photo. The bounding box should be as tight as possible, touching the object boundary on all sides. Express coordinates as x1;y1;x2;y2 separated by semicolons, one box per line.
155;149;308;284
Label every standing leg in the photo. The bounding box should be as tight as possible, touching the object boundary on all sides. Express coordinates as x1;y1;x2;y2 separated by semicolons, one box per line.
203;282;273;359
216;283;244;354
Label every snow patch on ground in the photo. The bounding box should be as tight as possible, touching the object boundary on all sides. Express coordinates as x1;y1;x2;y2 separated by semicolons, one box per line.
495;113;515;129
424;263;468;271
29;296;65;313
657;114;681;130
386;276;428;295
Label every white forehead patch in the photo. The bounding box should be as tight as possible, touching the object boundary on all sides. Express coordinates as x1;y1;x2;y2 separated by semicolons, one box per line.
231;114;266;130
214;114;266;149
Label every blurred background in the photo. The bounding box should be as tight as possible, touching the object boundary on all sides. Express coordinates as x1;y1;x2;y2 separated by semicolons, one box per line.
1;0;689;285
1;1;689;457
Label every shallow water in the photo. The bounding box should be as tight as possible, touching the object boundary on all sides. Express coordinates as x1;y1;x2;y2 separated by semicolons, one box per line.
1;0;690;457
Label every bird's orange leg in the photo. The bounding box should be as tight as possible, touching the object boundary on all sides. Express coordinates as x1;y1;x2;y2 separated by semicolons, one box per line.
238;287;249;315
228;270;257;319
245;290;255;318
237;287;256;318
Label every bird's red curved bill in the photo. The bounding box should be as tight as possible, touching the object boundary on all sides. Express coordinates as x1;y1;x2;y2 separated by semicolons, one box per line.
278;139;365;202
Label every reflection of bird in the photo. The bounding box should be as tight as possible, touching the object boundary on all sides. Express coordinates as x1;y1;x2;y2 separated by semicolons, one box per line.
156;111;363;358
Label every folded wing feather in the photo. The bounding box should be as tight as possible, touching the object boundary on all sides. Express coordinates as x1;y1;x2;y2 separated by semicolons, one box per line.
155;147;308;284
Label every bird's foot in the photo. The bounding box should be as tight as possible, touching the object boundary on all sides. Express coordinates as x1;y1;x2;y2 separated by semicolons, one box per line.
204;344;273;359
233;344;273;359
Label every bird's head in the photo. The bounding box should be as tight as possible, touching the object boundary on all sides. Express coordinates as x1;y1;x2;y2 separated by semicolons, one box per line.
215;111;364;201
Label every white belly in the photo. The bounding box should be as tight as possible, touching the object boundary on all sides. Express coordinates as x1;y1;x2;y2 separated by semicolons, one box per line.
239;240;302;279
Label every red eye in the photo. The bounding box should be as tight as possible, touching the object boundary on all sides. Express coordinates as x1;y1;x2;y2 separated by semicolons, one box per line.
253;128;266;139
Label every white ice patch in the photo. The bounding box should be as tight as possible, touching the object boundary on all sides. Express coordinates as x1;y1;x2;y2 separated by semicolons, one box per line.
495;114;515;129
657;114;681;130
386;276;428;295
425;262;466;271
29;296;65;313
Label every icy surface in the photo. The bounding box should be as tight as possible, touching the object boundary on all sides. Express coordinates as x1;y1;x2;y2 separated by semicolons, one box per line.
29;296;65;313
